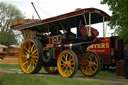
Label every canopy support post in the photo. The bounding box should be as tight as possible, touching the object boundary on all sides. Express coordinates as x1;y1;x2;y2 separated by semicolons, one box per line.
88;13;91;37
103;17;105;38
47;24;50;37
59;21;66;33
83;14;87;25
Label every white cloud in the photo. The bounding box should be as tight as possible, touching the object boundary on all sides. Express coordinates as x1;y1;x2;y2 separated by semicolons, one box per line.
2;0;111;19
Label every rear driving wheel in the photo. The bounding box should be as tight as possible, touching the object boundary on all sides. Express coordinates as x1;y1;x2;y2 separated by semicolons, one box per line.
44;66;58;74
57;50;78;77
80;51;101;77
19;39;43;74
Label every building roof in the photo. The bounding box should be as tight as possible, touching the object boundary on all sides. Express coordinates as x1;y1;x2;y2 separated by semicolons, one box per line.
9;45;20;48
0;45;7;48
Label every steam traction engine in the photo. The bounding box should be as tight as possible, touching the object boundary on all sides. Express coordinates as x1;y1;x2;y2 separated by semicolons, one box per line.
11;8;110;77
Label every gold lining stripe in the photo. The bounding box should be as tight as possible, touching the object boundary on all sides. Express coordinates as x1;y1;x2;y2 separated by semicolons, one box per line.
12;8;110;31
13;11;85;30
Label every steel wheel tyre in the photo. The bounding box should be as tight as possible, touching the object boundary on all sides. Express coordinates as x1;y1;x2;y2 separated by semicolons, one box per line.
80;51;101;77
44;66;58;74
57;50;78;77
19;39;43;74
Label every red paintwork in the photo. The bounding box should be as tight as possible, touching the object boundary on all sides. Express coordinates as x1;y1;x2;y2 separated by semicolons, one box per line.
0;72;2;78
75;51;82;65
0;48;7;57
88;37;123;65
88;38;111;54
10;8;110;31
88;38;111;64
53;47;61;59
80;25;99;40
116;60;125;76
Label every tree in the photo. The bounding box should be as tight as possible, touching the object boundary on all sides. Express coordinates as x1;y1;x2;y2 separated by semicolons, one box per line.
0;31;17;46
0;2;25;46
101;0;128;43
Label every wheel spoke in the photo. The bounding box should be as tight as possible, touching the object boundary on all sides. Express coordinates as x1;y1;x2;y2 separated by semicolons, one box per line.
69;57;74;62
80;51;100;76
65;54;68;62
27;63;31;71
31;63;35;70
85;65;89;72
32;55;38;58
32;49;38;54
61;63;64;66
30;59;34;64
67;64;71;68
69;66;73;73
89;56;93;61
28;42;32;50
57;50;78;77
19;40;43;74
29;59;35;70
31;44;35;52
89;66;93;73
92;65;96;70
71;62;75;65
23;60;28;65
70;67;74;71
24;47;30;53
31;59;37;65
22;55;27;61
65;66;68;74
85;56;89;61
93;62;98;66
32;58;37;63
32;51;38;56
61;59;65;63
69;55;72;60
25;51;28;55
61;65;65;70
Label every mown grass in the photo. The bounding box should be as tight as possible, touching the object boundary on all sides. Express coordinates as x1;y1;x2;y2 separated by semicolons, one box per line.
98;70;117;77
0;64;126;85
0;64;123;78
0;64;20;69
0;73;107;85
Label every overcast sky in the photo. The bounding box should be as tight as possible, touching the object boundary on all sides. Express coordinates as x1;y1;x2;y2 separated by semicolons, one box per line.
1;0;114;37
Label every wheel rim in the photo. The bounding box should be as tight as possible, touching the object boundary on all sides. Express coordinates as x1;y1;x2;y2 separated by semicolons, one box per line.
80;51;99;76
44;66;57;73
57;51;76;77
19;40;38;73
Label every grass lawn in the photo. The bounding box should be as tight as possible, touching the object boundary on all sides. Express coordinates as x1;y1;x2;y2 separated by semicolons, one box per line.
0;64;123;78
98;70;119;78
0;64;20;69
0;64;126;85
0;73;107;85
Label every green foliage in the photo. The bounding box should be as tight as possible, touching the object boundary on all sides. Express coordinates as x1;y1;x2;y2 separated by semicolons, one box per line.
0;31;18;46
0;2;25;46
101;0;128;43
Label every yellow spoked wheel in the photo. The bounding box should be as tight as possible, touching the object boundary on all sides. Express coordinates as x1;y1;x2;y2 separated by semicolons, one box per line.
44;66;58;74
19;39;43;74
57;50;78;77
80;51;101;77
